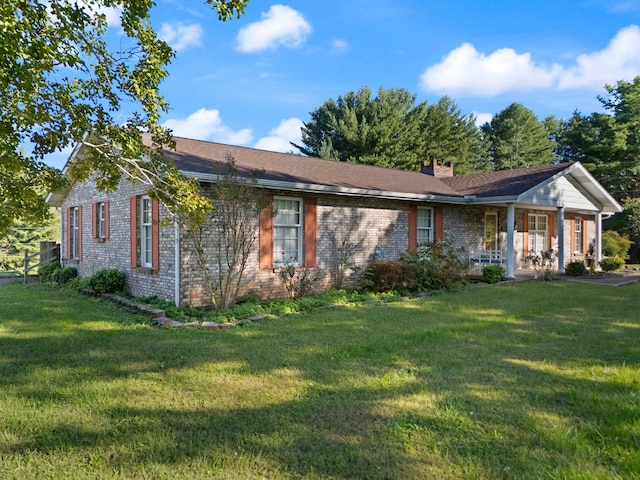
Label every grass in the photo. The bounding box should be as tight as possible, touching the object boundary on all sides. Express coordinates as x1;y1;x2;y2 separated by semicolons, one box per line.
1;281;639;479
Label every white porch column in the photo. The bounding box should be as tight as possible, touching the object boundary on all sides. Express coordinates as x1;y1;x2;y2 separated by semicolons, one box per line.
557;206;565;274
506;203;515;279
595;212;602;267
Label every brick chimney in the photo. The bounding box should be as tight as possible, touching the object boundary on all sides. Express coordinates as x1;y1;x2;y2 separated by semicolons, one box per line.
421;159;454;177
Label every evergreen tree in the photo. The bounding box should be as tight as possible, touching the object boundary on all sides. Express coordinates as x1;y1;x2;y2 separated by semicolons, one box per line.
481;103;556;170
294;87;482;172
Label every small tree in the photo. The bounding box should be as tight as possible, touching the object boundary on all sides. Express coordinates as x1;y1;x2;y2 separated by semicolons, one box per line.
185;156;270;309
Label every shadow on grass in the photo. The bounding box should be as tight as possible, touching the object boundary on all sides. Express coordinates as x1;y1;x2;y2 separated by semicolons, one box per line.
2;282;640;478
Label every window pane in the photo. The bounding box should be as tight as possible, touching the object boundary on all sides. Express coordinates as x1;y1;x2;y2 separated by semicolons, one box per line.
273;198;302;264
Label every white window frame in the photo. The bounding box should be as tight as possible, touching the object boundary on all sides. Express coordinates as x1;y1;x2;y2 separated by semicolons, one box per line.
417;207;434;244
140;196;152;268
484;211;498;251
70;206;79;259
528;214;548;255
273;196;303;266
574;216;583;254
97;201;106;239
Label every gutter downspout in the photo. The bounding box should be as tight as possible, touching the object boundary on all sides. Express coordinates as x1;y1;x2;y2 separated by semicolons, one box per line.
174;219;180;306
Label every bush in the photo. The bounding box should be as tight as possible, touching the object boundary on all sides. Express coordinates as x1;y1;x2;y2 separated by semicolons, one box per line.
38;261;61;282
600;256;625;273
401;235;467;291
482;265;505;284
52;267;78;284
602;231;632;259
87;269;127;294
565;261;587;277
361;260;417;293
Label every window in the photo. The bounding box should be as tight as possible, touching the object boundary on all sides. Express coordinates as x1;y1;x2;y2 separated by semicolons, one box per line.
574;217;583;254
417;207;434;244
130;195;159;271
273;197;302;265
94;201;109;239
70;206;80;259
140;196;153;268
528;214;548;255
484;211;498;251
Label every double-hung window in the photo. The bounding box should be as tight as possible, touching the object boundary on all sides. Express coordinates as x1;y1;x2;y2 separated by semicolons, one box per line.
417;207;434;244
70;206;80;259
574;216;583;254
273;197;302;265
140;196;153;268
528;214;548;255
95;201;108;239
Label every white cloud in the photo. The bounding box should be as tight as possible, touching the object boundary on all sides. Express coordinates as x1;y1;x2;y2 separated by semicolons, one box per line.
159;22;203;52
419;43;560;96
557;25;640;90
236;5;312;53
331;38;349;53
419;25;640;96
254;118;304;153
472;112;493;127
163;108;253;145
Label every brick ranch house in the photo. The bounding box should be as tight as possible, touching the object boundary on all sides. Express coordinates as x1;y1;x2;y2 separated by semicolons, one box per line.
47;136;622;306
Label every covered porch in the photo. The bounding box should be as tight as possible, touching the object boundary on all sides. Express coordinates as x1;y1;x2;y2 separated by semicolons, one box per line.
457;163;623;280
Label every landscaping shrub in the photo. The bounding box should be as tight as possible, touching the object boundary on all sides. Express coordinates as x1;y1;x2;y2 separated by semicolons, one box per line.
565;261;587;277
600;256;625;273
37;261;61;282
52;267;78;284
602;231;632;259
401;235;467;291
87;269;127;294
482;265;505;284
360;260;417;293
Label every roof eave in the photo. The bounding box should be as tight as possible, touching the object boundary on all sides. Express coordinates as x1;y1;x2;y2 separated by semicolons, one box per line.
182;170;468;204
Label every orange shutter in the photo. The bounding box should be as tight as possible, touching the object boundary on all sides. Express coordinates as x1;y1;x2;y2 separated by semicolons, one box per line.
66;207;72;259
582;218;588;254
259;198;273;270
523;213;529;256
104;200;110;239
151;200;160;271
303;198;317;267
92;203;97;239
570;217;576;253
548;213;555;249
77;206;83;260
408;205;417;251
434;206;444;242
130;196;137;268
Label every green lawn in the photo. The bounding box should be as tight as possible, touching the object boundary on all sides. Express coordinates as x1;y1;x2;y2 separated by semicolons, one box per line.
1;281;639;480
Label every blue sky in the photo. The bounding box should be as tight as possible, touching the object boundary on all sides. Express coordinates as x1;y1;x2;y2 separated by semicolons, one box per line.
46;0;640;168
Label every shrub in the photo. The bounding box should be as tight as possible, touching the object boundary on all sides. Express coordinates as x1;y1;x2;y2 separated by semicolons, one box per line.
565;261;587;277
482;265;505;284
401;235;467;291
87;269;127;294
52;267;78;284
600;256;625;273
602;231;632;259
360;260;417;293
276;264;317;299
38;261;61;282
